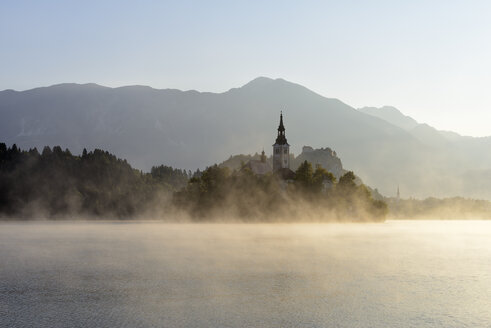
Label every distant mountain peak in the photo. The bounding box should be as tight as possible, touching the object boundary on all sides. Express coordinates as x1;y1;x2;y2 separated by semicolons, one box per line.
239;76;307;89
49;82;107;89
245;76;275;84
238;76;278;89
359;106;419;131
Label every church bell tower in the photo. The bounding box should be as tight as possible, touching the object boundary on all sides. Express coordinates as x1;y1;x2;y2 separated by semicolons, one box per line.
273;112;290;171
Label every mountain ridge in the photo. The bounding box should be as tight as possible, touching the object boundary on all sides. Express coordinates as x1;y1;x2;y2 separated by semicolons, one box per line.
1;77;490;199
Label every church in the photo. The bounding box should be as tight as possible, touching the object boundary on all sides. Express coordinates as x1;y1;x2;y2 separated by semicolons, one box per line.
243;112;296;180
272;112;296;180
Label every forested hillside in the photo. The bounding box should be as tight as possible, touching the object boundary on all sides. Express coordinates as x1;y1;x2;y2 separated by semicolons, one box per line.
0;143;386;221
0;143;188;218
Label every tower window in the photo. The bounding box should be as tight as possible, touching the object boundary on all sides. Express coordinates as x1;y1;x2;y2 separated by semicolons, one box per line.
284;149;287;154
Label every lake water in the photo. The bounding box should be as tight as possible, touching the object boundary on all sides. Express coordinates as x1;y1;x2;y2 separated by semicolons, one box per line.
1;221;491;327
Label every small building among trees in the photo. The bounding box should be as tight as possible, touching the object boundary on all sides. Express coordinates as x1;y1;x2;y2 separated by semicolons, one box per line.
242;150;272;175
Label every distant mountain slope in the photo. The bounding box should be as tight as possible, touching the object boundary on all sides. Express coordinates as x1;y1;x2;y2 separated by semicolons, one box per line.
359;105;491;198
358;105;491;164
1;77;491;199
359;106;453;146
359;106;419;130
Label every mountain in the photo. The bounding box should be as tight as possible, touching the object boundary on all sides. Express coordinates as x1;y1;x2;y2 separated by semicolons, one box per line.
359;105;491;198
359;106;453;146
358;105;491;164
1;77;491;199
359;106;419;130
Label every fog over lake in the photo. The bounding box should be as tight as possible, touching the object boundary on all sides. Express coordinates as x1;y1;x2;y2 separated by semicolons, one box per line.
1;221;490;327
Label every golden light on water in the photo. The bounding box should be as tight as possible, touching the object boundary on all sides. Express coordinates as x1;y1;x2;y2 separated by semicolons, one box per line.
1;220;491;327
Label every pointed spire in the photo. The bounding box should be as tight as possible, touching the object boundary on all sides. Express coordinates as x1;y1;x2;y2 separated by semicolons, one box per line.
278;111;285;132
260;148;266;162
274;111;288;145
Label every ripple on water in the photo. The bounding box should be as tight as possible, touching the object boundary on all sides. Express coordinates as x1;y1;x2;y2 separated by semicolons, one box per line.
0;221;491;328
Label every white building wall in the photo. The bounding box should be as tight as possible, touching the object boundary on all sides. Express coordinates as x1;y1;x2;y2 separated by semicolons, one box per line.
273;144;290;171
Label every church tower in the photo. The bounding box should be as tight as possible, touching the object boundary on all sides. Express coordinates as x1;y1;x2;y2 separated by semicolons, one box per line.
273;112;290;172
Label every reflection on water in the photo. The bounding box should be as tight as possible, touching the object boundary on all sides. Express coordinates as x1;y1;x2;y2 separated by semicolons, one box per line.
1;221;491;327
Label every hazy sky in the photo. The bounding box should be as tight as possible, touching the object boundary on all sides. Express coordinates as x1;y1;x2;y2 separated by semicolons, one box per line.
2;0;491;136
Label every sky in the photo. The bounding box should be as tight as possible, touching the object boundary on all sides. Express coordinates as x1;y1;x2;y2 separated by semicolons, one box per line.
2;0;491;136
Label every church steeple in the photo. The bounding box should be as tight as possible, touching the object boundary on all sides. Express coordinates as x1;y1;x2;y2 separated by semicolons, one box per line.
273;111;290;171
278;111;285;132
260;149;266;163
275;111;288;145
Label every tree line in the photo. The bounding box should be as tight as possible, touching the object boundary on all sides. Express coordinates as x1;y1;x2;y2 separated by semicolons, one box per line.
0;143;387;221
174;160;387;221
0;143;187;218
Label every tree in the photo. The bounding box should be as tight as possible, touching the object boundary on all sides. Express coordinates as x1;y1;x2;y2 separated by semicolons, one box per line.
42;146;52;157
312;165;336;193
151;165;190;190
295;160;314;189
52;146;63;155
295;161;337;195
338;171;356;190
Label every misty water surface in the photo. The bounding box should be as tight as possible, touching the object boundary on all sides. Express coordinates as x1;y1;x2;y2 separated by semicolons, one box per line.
1;221;490;327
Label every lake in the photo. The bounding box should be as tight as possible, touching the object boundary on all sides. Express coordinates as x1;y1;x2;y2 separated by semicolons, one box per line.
1;221;490;327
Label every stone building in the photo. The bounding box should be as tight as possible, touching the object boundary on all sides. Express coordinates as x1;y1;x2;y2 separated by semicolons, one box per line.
273;112;290;171
242;150;272;175
272;112;296;180
239;112;296;180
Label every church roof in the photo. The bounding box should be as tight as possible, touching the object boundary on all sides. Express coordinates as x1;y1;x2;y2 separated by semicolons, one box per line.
275;112;288;145
243;160;272;175
278;112;285;132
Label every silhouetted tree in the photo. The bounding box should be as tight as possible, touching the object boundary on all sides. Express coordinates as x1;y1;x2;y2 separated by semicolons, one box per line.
295;160;314;192
0;144;184;219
